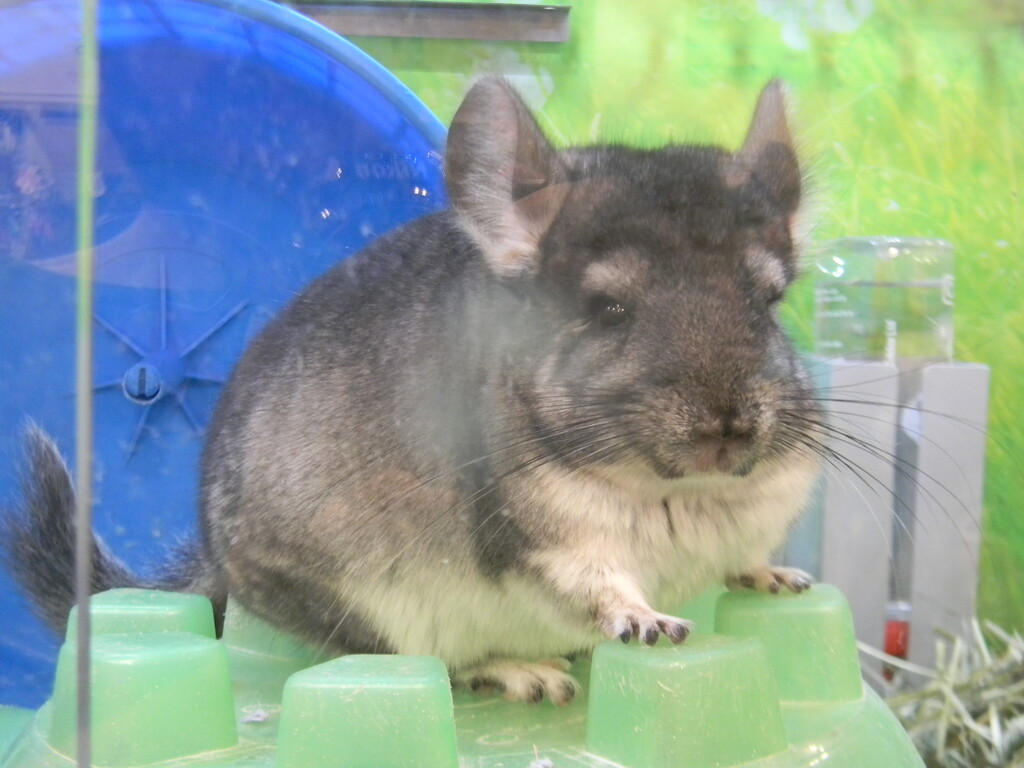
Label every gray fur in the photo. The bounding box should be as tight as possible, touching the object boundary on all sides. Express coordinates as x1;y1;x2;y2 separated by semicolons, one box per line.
5;79;823;702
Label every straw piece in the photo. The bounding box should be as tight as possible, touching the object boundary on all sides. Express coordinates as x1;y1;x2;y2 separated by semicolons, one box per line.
877;619;1024;767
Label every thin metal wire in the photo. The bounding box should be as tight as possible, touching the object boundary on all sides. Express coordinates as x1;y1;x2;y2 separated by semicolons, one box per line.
74;0;99;765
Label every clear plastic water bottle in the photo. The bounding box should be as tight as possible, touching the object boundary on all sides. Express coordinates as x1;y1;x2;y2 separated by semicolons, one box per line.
813;237;954;362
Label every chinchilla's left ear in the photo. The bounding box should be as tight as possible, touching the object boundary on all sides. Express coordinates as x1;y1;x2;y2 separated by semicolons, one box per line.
445;77;570;280
726;79;801;214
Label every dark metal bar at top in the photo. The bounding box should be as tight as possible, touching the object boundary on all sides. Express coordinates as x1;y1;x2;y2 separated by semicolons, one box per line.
288;2;571;42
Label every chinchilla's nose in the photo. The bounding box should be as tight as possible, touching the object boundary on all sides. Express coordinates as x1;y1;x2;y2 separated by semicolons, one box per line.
692;410;755;474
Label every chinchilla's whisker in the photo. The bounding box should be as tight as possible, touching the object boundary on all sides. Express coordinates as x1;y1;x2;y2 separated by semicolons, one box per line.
781;411;981;548
367;431;637;580
807;404;998;516
794;408;981;534
292;395;626;512
808;393;994;443
774;420;909;543
335;413;636;528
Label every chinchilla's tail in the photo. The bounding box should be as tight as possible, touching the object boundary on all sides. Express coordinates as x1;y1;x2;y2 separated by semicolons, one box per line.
2;425;224;635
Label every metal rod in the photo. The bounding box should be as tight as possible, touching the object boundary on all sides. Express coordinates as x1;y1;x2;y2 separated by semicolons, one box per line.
75;0;99;764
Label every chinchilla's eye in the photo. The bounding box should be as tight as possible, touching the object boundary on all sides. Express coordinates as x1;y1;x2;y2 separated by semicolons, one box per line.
588;295;632;328
766;285;786;305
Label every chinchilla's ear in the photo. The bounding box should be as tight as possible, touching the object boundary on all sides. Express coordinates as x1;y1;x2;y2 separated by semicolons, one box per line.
445;78;569;279
726;79;801;214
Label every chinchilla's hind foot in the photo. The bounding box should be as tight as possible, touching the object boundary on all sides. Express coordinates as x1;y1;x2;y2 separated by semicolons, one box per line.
454;657;580;706
727;566;813;594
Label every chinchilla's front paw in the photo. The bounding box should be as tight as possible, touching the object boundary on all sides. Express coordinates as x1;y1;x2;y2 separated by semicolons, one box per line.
727;566;813;594
454;658;580;706
597;603;693;646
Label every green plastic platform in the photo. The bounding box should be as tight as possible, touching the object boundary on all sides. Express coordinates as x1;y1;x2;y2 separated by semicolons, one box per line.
0;585;924;768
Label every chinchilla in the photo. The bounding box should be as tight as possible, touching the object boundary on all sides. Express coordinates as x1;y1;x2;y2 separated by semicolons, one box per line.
5;78;822;704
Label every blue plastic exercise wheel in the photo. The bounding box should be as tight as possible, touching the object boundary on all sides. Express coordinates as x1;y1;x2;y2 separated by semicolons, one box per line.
0;0;447;708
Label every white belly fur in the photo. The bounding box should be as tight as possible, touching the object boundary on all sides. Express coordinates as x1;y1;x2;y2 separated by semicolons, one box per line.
339;453;820;670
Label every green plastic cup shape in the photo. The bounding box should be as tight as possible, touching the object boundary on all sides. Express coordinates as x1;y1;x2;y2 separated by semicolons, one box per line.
47;632;238;767
715;584;863;703
276;655;458;768
586;635;787;768
65;588;216;641
221;598;324;664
